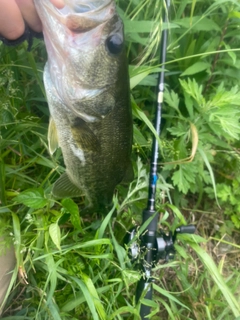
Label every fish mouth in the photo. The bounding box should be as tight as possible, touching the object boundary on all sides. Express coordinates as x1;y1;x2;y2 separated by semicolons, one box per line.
55;0;115;33
62;0;113;14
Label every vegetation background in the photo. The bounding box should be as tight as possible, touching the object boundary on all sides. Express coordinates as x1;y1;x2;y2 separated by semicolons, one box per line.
0;0;240;319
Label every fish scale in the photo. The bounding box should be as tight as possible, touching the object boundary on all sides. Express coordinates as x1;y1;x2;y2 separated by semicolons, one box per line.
34;0;133;212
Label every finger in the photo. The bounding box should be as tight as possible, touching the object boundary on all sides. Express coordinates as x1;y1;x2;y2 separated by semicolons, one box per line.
15;0;42;33
50;0;65;8
0;0;25;40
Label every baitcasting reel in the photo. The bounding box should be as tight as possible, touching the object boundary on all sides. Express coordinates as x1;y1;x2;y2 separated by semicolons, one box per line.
125;209;196;318
127;209;196;264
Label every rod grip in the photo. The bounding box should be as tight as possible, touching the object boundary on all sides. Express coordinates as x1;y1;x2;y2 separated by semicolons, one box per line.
136;279;152;319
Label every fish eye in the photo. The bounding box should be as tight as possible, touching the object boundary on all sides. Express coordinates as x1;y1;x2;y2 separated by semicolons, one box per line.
106;34;124;55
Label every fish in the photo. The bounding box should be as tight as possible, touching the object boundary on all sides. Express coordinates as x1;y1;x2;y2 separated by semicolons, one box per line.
34;0;133;212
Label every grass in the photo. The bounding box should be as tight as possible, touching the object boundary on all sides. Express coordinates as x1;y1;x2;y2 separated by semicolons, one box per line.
1;0;240;319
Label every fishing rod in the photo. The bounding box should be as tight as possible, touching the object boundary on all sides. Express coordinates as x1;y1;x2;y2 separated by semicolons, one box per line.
127;1;195;318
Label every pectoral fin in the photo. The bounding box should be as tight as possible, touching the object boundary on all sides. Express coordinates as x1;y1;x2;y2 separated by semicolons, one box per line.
52;172;83;198
48;117;59;155
71;118;100;152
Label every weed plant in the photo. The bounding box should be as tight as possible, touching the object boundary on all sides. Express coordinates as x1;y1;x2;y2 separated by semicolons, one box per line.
0;0;240;319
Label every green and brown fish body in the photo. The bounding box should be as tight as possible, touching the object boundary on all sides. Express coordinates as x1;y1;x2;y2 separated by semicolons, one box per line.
34;0;132;211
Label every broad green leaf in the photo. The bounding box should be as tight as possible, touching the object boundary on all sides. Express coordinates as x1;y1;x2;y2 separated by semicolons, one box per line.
172;164;196;194
49;222;61;251
181;61;210;76
129;65;161;89
124;20;156;34
229;11;240;18
13;188;47;209
174;16;220;31
124;20;179;34
61;198;81;230
231;215;240;229
126;33;148;45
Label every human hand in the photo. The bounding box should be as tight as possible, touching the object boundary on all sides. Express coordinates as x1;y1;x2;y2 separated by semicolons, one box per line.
0;0;65;40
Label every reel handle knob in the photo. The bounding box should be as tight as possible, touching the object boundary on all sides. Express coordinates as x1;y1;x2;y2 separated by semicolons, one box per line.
175;225;196;234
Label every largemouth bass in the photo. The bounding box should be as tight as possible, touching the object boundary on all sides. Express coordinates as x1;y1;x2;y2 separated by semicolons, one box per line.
34;0;133;212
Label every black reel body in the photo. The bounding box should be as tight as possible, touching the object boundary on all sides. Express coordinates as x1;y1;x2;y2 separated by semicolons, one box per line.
126;218;195;318
127;221;196;264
